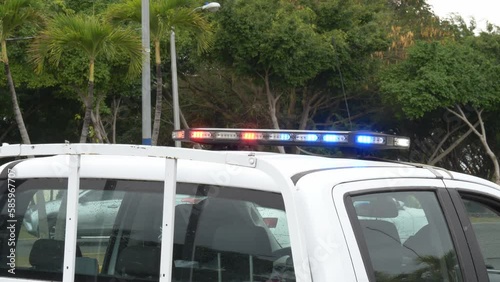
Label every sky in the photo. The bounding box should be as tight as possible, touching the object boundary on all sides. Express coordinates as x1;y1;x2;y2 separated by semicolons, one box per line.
426;0;499;32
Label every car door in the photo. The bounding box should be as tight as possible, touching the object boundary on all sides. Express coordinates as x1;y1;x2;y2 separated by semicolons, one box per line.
445;179;500;282
333;177;478;282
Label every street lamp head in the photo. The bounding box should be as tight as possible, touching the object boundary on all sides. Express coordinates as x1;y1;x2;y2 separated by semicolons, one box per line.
201;2;221;12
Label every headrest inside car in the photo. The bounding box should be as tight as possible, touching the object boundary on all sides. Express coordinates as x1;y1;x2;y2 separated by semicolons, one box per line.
354;196;399;218
116;245;161;278
30;239;82;271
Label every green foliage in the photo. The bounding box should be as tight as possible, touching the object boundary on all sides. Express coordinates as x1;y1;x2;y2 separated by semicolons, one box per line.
65;0;120;15
0;0;497;173
31;13;143;78
106;0;213;53
0;0;50;89
0;0;44;41
214;0;333;87
380;40;500;118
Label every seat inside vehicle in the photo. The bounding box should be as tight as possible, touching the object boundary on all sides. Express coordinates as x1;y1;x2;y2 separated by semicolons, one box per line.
115;245;161;279
355;196;404;277
211;224;274;281
173;197;275;281
29;239;98;276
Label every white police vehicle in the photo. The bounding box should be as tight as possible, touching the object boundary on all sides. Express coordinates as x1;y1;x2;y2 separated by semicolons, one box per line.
0;128;499;282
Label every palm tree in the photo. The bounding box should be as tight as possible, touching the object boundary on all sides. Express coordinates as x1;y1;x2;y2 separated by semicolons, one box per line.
30;14;142;143
0;0;42;144
106;0;212;145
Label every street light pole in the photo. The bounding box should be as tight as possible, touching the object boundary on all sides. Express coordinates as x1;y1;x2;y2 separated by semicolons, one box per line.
170;2;221;147
170;28;181;147
141;0;151;145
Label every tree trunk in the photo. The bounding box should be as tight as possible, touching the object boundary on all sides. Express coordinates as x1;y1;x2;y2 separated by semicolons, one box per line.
112;97;121;144
290;90;312;154
480;135;500;184
428;122;478;166
152;40;162;146
179;107;189;129
264;73;285;154
80;60;95;143
90;110;108;143
94;96;109;143
446;106;500;184
298;93;311;130
2;40;31;144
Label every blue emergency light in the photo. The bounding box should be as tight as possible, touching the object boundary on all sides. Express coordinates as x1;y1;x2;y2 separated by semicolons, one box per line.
172;128;410;150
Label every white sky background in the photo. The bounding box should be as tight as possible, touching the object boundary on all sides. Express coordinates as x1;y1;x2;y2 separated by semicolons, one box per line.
426;0;500;32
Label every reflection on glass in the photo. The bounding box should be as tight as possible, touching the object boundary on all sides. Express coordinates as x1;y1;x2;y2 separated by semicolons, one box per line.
0;179;295;282
351;191;463;282
462;198;500;276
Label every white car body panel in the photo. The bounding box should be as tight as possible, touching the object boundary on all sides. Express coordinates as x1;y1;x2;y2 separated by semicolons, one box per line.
1;143;500;282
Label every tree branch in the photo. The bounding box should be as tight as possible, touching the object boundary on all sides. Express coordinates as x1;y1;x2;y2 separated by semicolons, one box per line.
445;106;482;137
428;122;478;166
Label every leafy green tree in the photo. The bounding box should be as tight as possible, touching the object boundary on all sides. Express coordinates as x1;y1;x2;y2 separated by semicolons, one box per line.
30;13;143;143
0;0;43;144
106;0;212;145
380;40;500;183
209;0;391;155
212;0;333;153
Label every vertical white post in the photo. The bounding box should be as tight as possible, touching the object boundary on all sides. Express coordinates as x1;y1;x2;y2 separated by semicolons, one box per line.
249;255;254;282
217;253;222;282
62;155;81;282
170;29;181;147
160;158;177;281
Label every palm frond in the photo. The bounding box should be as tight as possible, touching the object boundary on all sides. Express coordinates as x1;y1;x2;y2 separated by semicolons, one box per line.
171;8;214;52
156;0;188;12
105;27;143;77
105;0;142;26
0;0;44;40
30;13;142;77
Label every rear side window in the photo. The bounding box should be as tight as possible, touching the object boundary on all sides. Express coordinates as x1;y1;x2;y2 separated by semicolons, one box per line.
0;179;140;281
173;184;295;282
349;191;463;282
459;195;500;281
0;179;295;282
0;179;69;280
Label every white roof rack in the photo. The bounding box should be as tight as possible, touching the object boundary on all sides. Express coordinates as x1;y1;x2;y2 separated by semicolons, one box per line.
0;143;257;168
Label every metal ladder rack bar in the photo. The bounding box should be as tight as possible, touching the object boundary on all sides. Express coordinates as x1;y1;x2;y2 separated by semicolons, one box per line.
62;155;81;282
0;143;257;168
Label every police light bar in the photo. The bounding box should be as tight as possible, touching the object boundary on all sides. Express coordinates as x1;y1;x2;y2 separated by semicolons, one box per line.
172;128;410;149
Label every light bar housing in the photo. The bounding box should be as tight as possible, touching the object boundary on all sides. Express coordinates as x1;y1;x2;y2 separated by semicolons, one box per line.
172;128;410;150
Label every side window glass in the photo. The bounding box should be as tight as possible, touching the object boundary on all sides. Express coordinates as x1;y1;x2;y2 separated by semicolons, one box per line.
0;179;68;280
256;206;290;248
173;185;295;282
0;178;132;281
18;190;65;269
350;191;463;282
0;179;293;282
460;196;500;280
76;189;125;274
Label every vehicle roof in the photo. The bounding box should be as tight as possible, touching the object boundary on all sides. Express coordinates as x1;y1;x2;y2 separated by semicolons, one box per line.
1;146;498;192
1;150;410;177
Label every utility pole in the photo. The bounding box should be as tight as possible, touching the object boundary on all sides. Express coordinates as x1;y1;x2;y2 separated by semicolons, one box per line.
141;0;151;145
